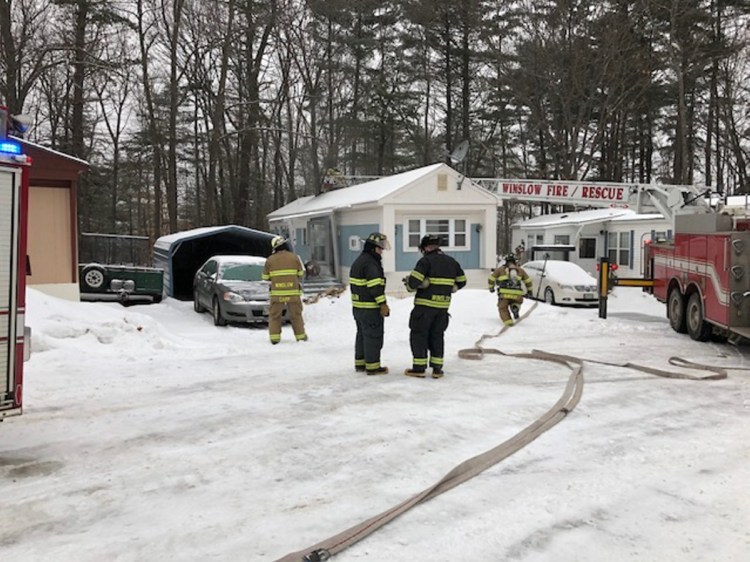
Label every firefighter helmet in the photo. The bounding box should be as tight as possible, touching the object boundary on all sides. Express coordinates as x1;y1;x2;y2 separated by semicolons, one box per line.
271;235;287;252
504;253;517;263
364;232;391;250
419;234;441;251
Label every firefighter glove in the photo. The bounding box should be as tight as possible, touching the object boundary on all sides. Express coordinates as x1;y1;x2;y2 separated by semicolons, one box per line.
380;303;390;317
489;286;496;293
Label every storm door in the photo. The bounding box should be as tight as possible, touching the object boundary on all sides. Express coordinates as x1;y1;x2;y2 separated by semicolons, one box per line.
309;217;334;277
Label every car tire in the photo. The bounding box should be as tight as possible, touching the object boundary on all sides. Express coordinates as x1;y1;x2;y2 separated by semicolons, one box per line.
667;288;687;334
212;297;227;326
81;264;107;291
686;292;711;341
544;287;556;305
193;290;204;313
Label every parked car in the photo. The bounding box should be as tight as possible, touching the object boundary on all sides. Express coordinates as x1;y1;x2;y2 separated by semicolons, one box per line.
522;260;598;306
193;255;285;326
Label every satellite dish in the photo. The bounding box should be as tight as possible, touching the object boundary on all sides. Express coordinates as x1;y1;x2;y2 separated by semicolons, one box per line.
10;115;34;134
449;140;469;165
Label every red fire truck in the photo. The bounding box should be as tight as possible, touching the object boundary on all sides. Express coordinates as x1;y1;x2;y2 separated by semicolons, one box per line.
646;212;750;343
1;106;31;420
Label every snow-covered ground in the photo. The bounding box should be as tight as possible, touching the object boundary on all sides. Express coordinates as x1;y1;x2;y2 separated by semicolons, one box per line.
2;287;749;561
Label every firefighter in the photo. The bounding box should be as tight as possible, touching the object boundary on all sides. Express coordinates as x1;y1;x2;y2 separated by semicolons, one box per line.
262;236;307;344
489;254;532;326
403;234;467;379
350;232;391;375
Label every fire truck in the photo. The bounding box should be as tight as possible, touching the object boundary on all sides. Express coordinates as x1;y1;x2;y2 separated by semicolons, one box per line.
1;106;30;420
476;177;750;342
646;211;750;343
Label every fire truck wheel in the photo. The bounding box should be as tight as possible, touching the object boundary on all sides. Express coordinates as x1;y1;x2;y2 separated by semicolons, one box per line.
667;288;687;333
81;264;107;290
212;297;227;327
686;292;712;342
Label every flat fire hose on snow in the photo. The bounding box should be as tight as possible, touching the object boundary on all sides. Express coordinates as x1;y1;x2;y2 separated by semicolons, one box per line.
275;302;736;562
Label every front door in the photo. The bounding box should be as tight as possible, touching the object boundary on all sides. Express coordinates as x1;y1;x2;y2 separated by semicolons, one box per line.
309;217;334;278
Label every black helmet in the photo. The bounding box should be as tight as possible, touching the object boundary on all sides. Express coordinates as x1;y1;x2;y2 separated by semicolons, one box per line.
419;234;441;251
364;232;391;250
504;254;517;263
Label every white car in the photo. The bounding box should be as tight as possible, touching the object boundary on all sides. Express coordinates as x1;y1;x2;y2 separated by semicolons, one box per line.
523;260;598;306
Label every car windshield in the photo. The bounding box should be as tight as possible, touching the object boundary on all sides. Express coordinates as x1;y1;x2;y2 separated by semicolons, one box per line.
220;263;264;282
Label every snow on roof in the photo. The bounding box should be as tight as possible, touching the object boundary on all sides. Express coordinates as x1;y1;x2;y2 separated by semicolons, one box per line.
15;136;89;166
609;213;665;222
515;208;634;228
268;163;445;220
153;225;272;251
725;195;750;208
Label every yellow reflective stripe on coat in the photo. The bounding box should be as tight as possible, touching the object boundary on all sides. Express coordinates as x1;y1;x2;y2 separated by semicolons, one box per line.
456;274;466;283
350;277;367;286
499;288;525;296
267;269;300;277
366;278;385;287
429;277;456;286
414;297;451;309
271;289;303;297
353;301;380;309
410;270;425;282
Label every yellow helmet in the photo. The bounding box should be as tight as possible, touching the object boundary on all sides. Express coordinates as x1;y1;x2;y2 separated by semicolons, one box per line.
271;235;287;252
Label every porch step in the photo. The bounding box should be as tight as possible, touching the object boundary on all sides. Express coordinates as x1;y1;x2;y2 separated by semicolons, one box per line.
302;277;345;296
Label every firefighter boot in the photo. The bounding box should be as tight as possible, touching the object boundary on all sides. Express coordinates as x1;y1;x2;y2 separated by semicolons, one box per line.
366;366;389;375
431;368;444;379
510;304;520;320
404;368;426;378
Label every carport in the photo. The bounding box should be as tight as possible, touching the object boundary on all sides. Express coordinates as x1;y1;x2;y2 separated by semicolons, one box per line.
153;225;275;300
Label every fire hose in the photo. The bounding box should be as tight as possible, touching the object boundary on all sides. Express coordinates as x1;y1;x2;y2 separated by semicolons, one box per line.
275;302;738;562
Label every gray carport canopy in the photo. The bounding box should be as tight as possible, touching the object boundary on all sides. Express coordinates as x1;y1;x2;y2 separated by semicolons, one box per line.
153;225;275;300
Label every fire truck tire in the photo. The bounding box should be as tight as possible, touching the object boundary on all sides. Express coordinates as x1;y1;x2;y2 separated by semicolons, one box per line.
212;297;227;327
81;264;107;290
667;288;687;333
686;293;712;342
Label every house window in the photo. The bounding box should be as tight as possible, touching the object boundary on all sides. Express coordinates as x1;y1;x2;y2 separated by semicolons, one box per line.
553;234;570;245
405;218;468;250
579;237;596;259
608;231;631;266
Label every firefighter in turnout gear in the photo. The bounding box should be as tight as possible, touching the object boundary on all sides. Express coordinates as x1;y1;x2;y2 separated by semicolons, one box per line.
262;236;307;344
350;232;391;375
489;254;532;326
404;234;467;379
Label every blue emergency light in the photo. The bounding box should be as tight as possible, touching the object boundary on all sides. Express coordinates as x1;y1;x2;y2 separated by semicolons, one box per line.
0;140;22;155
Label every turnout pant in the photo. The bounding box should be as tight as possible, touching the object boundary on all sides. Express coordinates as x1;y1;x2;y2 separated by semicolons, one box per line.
498;295;524;326
269;297;306;343
409;306;449;372
353;308;385;371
